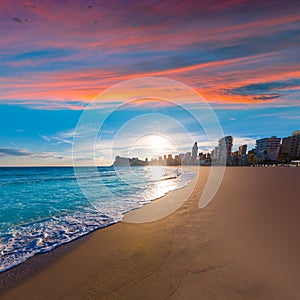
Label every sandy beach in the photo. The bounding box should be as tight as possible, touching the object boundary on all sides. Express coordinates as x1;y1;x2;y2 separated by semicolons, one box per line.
0;167;300;299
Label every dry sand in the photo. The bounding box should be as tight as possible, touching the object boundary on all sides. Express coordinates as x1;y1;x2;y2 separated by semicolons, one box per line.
0;167;300;299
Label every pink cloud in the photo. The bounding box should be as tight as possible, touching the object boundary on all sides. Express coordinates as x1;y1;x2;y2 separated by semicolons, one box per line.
0;0;299;108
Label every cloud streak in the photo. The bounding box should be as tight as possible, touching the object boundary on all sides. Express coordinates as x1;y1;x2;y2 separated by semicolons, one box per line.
0;0;299;108
0;148;30;156
0;147;64;160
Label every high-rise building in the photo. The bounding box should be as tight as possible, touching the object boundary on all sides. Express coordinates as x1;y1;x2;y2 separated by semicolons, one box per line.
167;154;175;166
179;153;185;161
278;130;300;162
185;152;191;160
217;136;233;165
238;144;247;156
255;136;281;162
211;147;218;161
290;130;300;159
198;152;203;160
174;155;180;165
181;152;191;165
247;149;255;165
192;142;198;160
279;136;293;162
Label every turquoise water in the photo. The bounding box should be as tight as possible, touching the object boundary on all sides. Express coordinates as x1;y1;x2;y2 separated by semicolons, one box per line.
0;166;193;272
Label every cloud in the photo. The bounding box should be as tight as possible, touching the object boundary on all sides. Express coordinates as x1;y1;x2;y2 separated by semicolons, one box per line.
221;78;300;103
40;130;74;145
232;137;256;150
0;148;30;156
0;0;299;108
252;94;280;101
0;148;64;160
228;78;300;95
12;17;28;23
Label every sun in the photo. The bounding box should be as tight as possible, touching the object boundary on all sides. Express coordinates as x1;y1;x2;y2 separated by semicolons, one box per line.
147;135;171;150
131;134;177;158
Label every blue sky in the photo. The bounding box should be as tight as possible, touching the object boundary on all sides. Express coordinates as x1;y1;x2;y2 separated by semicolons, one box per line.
0;102;298;166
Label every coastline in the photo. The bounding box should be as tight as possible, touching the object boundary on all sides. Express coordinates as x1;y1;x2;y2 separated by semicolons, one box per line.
1;167;300;299
0;165;193;274
0;166;197;290
123;166;198;223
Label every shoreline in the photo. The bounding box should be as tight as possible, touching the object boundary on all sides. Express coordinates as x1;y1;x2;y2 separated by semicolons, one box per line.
1;167;300;299
0;166;197;290
123;166;198;223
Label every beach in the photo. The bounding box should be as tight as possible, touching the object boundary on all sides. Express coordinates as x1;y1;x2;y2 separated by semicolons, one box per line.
0;167;300;299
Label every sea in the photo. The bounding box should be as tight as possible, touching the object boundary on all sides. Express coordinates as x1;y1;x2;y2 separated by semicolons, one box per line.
0;166;194;272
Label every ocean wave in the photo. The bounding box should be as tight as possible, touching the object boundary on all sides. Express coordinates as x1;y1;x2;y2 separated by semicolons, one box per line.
0;167;194;273
0;209;117;273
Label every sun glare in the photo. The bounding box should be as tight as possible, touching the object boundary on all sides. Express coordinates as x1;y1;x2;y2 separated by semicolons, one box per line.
133;134;177;157
147;135;170;150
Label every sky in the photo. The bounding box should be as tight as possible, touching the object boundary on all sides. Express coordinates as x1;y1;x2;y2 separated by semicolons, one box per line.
0;0;299;166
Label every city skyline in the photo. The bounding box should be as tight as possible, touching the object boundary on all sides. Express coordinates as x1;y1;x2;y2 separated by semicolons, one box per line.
113;129;300;167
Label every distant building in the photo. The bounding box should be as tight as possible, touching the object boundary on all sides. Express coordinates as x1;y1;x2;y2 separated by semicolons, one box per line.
231;150;239;166
181;151;194;165
255;136;281;162
232;151;239;157
167;154;175;165
192;142;198;160
185;152;191;160
238;154;248;166
211;147;218;163
279;136;293;162
238;144;247;156
279;130;300;162
198;152;203;160
290;130;300;159
179;153;185;161
247;150;255;165
218;136;233;165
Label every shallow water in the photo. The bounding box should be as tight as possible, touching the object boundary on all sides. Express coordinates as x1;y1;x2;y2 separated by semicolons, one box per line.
0;166;194;272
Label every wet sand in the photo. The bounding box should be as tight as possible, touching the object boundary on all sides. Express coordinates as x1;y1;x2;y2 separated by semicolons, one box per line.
0;167;300;299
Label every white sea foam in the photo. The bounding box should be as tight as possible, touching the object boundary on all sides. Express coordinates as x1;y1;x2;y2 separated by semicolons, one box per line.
0;166;194;272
